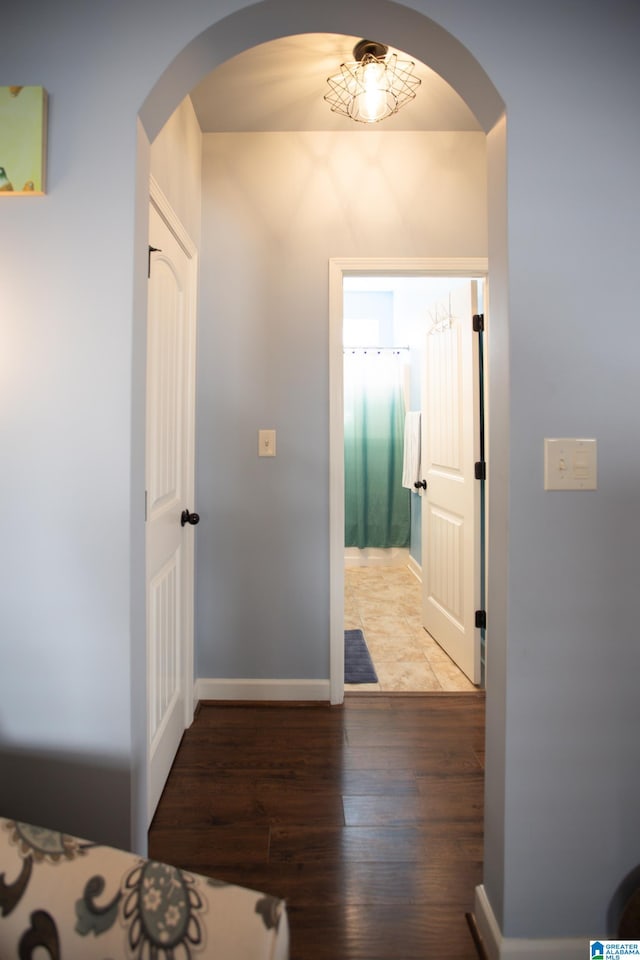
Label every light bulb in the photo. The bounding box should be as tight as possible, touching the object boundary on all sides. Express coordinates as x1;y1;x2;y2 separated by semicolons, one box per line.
359;59;388;122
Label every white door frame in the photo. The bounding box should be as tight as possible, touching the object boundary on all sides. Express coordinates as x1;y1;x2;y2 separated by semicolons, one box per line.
329;257;488;704
146;175;198;817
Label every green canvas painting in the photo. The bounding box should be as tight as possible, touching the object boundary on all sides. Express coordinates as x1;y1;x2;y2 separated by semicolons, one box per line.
0;86;47;195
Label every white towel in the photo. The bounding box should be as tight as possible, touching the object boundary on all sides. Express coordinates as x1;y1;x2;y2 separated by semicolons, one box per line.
402;411;422;490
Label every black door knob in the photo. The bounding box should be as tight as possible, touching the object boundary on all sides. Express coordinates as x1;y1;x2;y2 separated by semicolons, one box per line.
181;509;200;527
414;479;427;490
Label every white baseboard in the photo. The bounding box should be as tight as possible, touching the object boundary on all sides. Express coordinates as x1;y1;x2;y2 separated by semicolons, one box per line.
407;554;422;582
194;678;331;702
474;886;588;960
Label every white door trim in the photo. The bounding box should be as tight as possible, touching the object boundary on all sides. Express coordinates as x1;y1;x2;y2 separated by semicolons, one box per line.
148;174;198;736
329;257;488;705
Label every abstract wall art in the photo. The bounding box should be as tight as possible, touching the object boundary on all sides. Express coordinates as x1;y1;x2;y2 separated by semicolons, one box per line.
0;86;48;195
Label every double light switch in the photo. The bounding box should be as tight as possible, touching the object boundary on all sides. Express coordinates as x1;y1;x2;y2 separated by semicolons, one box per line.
544;438;597;490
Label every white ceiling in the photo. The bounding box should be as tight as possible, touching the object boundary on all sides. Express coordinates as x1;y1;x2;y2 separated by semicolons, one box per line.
190;33;481;133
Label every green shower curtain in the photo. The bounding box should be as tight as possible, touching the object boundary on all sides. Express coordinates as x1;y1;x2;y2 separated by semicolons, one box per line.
344;350;410;549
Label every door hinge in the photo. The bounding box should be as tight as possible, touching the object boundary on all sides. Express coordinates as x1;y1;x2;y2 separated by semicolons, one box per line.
148;245;161;278
472;313;484;332
474;460;486;480
475;610;487;630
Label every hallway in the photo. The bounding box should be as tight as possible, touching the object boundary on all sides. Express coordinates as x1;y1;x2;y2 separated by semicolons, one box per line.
149;694;485;959
344;564;477;693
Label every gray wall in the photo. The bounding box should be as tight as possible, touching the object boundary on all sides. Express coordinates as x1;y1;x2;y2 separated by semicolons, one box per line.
196;131;485;680
0;0;638;943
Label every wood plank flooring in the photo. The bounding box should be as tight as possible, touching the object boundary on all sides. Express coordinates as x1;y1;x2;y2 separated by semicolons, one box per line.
148;694;485;960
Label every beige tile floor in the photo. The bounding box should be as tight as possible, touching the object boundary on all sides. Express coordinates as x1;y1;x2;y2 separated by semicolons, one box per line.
344;564;477;693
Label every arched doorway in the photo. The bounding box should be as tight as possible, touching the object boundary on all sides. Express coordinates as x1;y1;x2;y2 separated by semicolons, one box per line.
139;1;504;141
136;7;508;906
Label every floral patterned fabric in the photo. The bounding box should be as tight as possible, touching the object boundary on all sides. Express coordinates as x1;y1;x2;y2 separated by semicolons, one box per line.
0;818;288;959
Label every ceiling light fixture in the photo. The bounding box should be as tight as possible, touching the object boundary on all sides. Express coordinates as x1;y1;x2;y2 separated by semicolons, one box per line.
324;40;421;124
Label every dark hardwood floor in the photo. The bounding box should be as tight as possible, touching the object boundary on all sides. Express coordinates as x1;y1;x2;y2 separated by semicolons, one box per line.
149;693;485;960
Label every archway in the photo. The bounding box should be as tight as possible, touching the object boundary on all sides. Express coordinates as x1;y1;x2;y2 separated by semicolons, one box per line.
136;8;508;934
139;0;504;141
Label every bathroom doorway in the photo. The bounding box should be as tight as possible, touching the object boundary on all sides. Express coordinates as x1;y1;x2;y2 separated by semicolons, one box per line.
330;260;487;697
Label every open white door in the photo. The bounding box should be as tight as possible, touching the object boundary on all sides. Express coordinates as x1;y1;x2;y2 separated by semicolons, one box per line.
146;188;197;823
421;280;482;684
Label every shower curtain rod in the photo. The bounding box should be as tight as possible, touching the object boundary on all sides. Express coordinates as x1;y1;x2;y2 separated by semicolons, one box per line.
343;346;410;352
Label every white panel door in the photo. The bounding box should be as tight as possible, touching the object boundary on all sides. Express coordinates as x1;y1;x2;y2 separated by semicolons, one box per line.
146;197;196;823
421;281;481;683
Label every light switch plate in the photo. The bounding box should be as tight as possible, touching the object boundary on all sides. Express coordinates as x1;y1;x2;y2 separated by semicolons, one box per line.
544;438;597;490
258;429;276;457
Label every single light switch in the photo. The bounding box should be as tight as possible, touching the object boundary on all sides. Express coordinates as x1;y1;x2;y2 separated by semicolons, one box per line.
544;438;597;490
258;429;276;457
